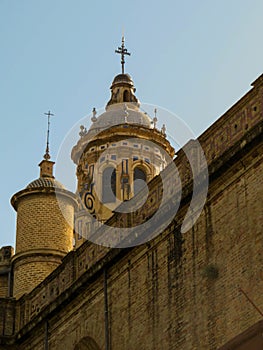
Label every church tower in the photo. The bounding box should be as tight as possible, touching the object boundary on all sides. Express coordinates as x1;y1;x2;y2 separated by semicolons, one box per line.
71;37;175;247
11;114;77;299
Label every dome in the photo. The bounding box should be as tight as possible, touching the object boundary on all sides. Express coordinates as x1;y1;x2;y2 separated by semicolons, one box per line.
26;177;65;189
111;73;134;86
75;71;161;144
83;72;154;141
89;104;152;133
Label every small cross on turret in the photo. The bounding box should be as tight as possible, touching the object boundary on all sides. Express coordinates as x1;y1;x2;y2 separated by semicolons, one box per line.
44;110;54;160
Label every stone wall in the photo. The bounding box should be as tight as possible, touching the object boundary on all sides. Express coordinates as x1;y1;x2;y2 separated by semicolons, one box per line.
0;247;13;298
14;120;263;348
0;298;15;338
11;132;263;348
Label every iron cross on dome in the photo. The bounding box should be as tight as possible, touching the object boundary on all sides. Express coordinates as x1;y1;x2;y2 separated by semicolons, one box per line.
115;36;131;74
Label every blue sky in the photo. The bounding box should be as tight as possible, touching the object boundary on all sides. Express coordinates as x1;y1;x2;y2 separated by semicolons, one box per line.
1;0;263;247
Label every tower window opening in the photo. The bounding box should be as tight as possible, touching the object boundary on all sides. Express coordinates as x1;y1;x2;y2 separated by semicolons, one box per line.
123;89;129;102
102;167;116;203
133;167;147;196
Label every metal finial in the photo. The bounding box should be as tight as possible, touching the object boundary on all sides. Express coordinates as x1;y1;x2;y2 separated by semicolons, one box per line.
44;111;54;160
115;36;131;74
161;124;166;135
91;107;97;122
153;108;158;128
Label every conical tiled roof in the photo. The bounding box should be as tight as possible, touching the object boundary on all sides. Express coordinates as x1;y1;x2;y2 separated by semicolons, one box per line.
26;177;65;189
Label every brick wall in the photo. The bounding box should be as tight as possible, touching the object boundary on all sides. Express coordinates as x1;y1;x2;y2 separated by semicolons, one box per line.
12;134;263;349
15;193;74;254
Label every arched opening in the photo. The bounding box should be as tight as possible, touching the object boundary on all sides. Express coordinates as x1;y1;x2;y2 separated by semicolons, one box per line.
133;167;147;196
102;166;116;203
123;89;129;102
74;336;100;350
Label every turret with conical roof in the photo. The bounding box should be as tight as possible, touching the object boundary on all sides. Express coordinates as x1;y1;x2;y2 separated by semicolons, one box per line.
11;117;77;299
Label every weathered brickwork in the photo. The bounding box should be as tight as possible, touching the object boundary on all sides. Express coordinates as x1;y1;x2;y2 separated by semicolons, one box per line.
13;243;110;333
13;256;65;301
199;75;263;165
0;75;262;349
14;194;74;254
0;298;15;339
0;276;8;299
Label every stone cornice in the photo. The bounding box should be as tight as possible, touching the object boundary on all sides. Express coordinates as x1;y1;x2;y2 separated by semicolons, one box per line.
11;187;78;211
